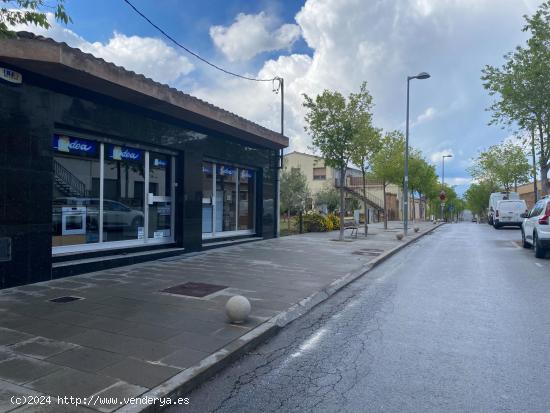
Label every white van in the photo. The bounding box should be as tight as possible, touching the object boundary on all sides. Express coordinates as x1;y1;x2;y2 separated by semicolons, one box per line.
488;192;520;225
493;199;527;228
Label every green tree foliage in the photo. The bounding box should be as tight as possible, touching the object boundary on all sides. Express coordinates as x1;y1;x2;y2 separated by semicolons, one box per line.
468;142;530;191
280;168;309;230
314;185;340;213
409;152;438;220
371;130;405;229
465;181;500;218
481;1;550;194
350;114;382;235
303;82;373;240
0;0;71;37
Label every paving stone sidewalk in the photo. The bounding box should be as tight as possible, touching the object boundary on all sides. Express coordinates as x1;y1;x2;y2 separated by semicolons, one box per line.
0;221;437;413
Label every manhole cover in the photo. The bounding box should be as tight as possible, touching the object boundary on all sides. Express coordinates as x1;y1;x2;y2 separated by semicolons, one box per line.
49;296;83;303
161;282;227;297
352;248;384;256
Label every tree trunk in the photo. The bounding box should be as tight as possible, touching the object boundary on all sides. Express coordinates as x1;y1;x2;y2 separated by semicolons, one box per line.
339;167;345;240
383;182;388;230
287;209;291;231
361;166;368;237
531;128;538;202
538;120;549;196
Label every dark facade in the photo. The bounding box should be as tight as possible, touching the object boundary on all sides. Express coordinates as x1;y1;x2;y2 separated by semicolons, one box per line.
0;35;287;289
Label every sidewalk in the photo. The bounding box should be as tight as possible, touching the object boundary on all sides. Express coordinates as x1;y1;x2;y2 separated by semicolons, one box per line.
0;221;440;413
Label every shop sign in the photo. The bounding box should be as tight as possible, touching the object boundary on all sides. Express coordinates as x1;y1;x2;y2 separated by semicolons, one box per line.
217;165;234;176
153;158;168;168
53;135;97;156
0;68;22;84
241;169;253;179
107;145;142;162
202;164;212;174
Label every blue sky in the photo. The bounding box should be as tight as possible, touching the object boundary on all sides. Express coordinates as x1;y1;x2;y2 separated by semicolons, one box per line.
16;0;545;196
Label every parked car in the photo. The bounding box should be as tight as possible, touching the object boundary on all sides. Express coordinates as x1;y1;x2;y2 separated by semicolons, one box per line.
521;195;550;258
493;199;527;228
488;192;519;225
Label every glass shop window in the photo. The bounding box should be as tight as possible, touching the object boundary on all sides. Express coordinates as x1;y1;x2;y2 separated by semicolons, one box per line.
238;169;255;230
103;144;145;242
202;162;214;233
52;135;100;247
216;164;237;232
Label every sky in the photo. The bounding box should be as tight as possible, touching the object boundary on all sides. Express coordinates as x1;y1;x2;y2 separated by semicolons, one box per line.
14;0;545;195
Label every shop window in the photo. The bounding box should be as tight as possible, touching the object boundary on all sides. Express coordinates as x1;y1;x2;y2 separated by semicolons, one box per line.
52;134;175;253
202;161;256;237
52;135;100;247
238;169;255;230
202;162;214;233
217;165;237;232
148;153;172;239
103;145;145;242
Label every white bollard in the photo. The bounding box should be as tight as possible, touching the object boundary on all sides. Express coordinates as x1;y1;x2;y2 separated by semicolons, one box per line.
226;295;251;324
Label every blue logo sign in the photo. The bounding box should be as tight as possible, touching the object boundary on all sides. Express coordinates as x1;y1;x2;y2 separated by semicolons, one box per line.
241;169;253;179
217;165;234;176
53;135;97;156
107;145;142;162
153;158;168;168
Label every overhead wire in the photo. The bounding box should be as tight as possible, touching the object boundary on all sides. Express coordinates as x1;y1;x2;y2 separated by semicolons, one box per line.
121;0;278;83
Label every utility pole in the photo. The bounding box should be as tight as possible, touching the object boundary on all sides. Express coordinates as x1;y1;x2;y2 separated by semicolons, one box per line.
274;77;284;237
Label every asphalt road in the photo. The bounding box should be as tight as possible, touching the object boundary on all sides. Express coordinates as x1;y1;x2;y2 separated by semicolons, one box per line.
175;223;550;413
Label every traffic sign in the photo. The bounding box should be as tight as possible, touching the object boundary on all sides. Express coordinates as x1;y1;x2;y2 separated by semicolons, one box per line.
440;202;446;207
439;191;446;201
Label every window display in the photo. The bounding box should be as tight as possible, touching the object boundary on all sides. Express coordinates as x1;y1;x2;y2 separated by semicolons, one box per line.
51;134;174;252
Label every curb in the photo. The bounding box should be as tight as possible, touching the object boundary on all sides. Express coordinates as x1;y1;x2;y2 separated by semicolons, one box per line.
116;223;444;413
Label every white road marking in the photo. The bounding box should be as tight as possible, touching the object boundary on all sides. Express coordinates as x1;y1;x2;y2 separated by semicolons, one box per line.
510;241;521;249
535;263;543;268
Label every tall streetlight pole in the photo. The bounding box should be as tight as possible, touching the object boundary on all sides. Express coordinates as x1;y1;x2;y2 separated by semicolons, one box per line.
404;72;430;236
441;154;452;221
273;77;284;237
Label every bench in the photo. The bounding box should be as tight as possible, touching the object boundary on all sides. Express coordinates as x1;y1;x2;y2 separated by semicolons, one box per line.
343;222;359;238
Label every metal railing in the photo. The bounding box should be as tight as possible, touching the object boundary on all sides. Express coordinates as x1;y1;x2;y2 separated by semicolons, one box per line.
334;178;385;211
53;159;87;197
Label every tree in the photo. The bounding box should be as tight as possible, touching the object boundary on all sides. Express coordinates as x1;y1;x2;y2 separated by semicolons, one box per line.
280;168;309;230
409;153;438;221
350;116;382;236
315;185;340;213
371;131;405;229
481;1;550;194
303;82;373;240
0;0;71;37
465;181;500;220
468;142;530;191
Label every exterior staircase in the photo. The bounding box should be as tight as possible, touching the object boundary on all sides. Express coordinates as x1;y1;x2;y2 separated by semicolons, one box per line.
53;159;89;197
334;178;385;212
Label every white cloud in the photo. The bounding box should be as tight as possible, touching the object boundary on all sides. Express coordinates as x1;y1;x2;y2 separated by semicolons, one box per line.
209;12;301;61
446;177;472;186
413;106;437;126
13;13;193;83
430;149;454;164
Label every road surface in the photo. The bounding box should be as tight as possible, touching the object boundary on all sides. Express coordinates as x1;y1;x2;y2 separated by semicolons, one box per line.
174;223;550;413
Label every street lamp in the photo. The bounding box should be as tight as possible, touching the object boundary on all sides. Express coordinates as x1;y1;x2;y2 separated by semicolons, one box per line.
404;72;430;236
441;154;452;221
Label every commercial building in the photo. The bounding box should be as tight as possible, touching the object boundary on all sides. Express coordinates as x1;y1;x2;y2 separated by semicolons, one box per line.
516;180;550;208
0;33;288;289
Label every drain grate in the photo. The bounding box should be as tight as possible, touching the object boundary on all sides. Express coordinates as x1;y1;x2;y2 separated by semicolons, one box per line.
352;248;384;256
161;282;227;298
49;296;83;303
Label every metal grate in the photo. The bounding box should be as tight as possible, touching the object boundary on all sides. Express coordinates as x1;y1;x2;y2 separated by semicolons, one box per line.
161;282;227;298
352;248;384;257
49;296;84;303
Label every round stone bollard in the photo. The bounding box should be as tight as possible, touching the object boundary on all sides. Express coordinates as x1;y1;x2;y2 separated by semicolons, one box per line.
414;226;420;233
226;295;251;324
396;233;404;240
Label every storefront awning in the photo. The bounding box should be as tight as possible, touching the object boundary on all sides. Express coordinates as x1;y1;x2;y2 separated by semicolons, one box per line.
0;32;289;150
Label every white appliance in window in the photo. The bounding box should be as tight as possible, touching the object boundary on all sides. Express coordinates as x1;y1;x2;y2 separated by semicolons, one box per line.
61;206;87;235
